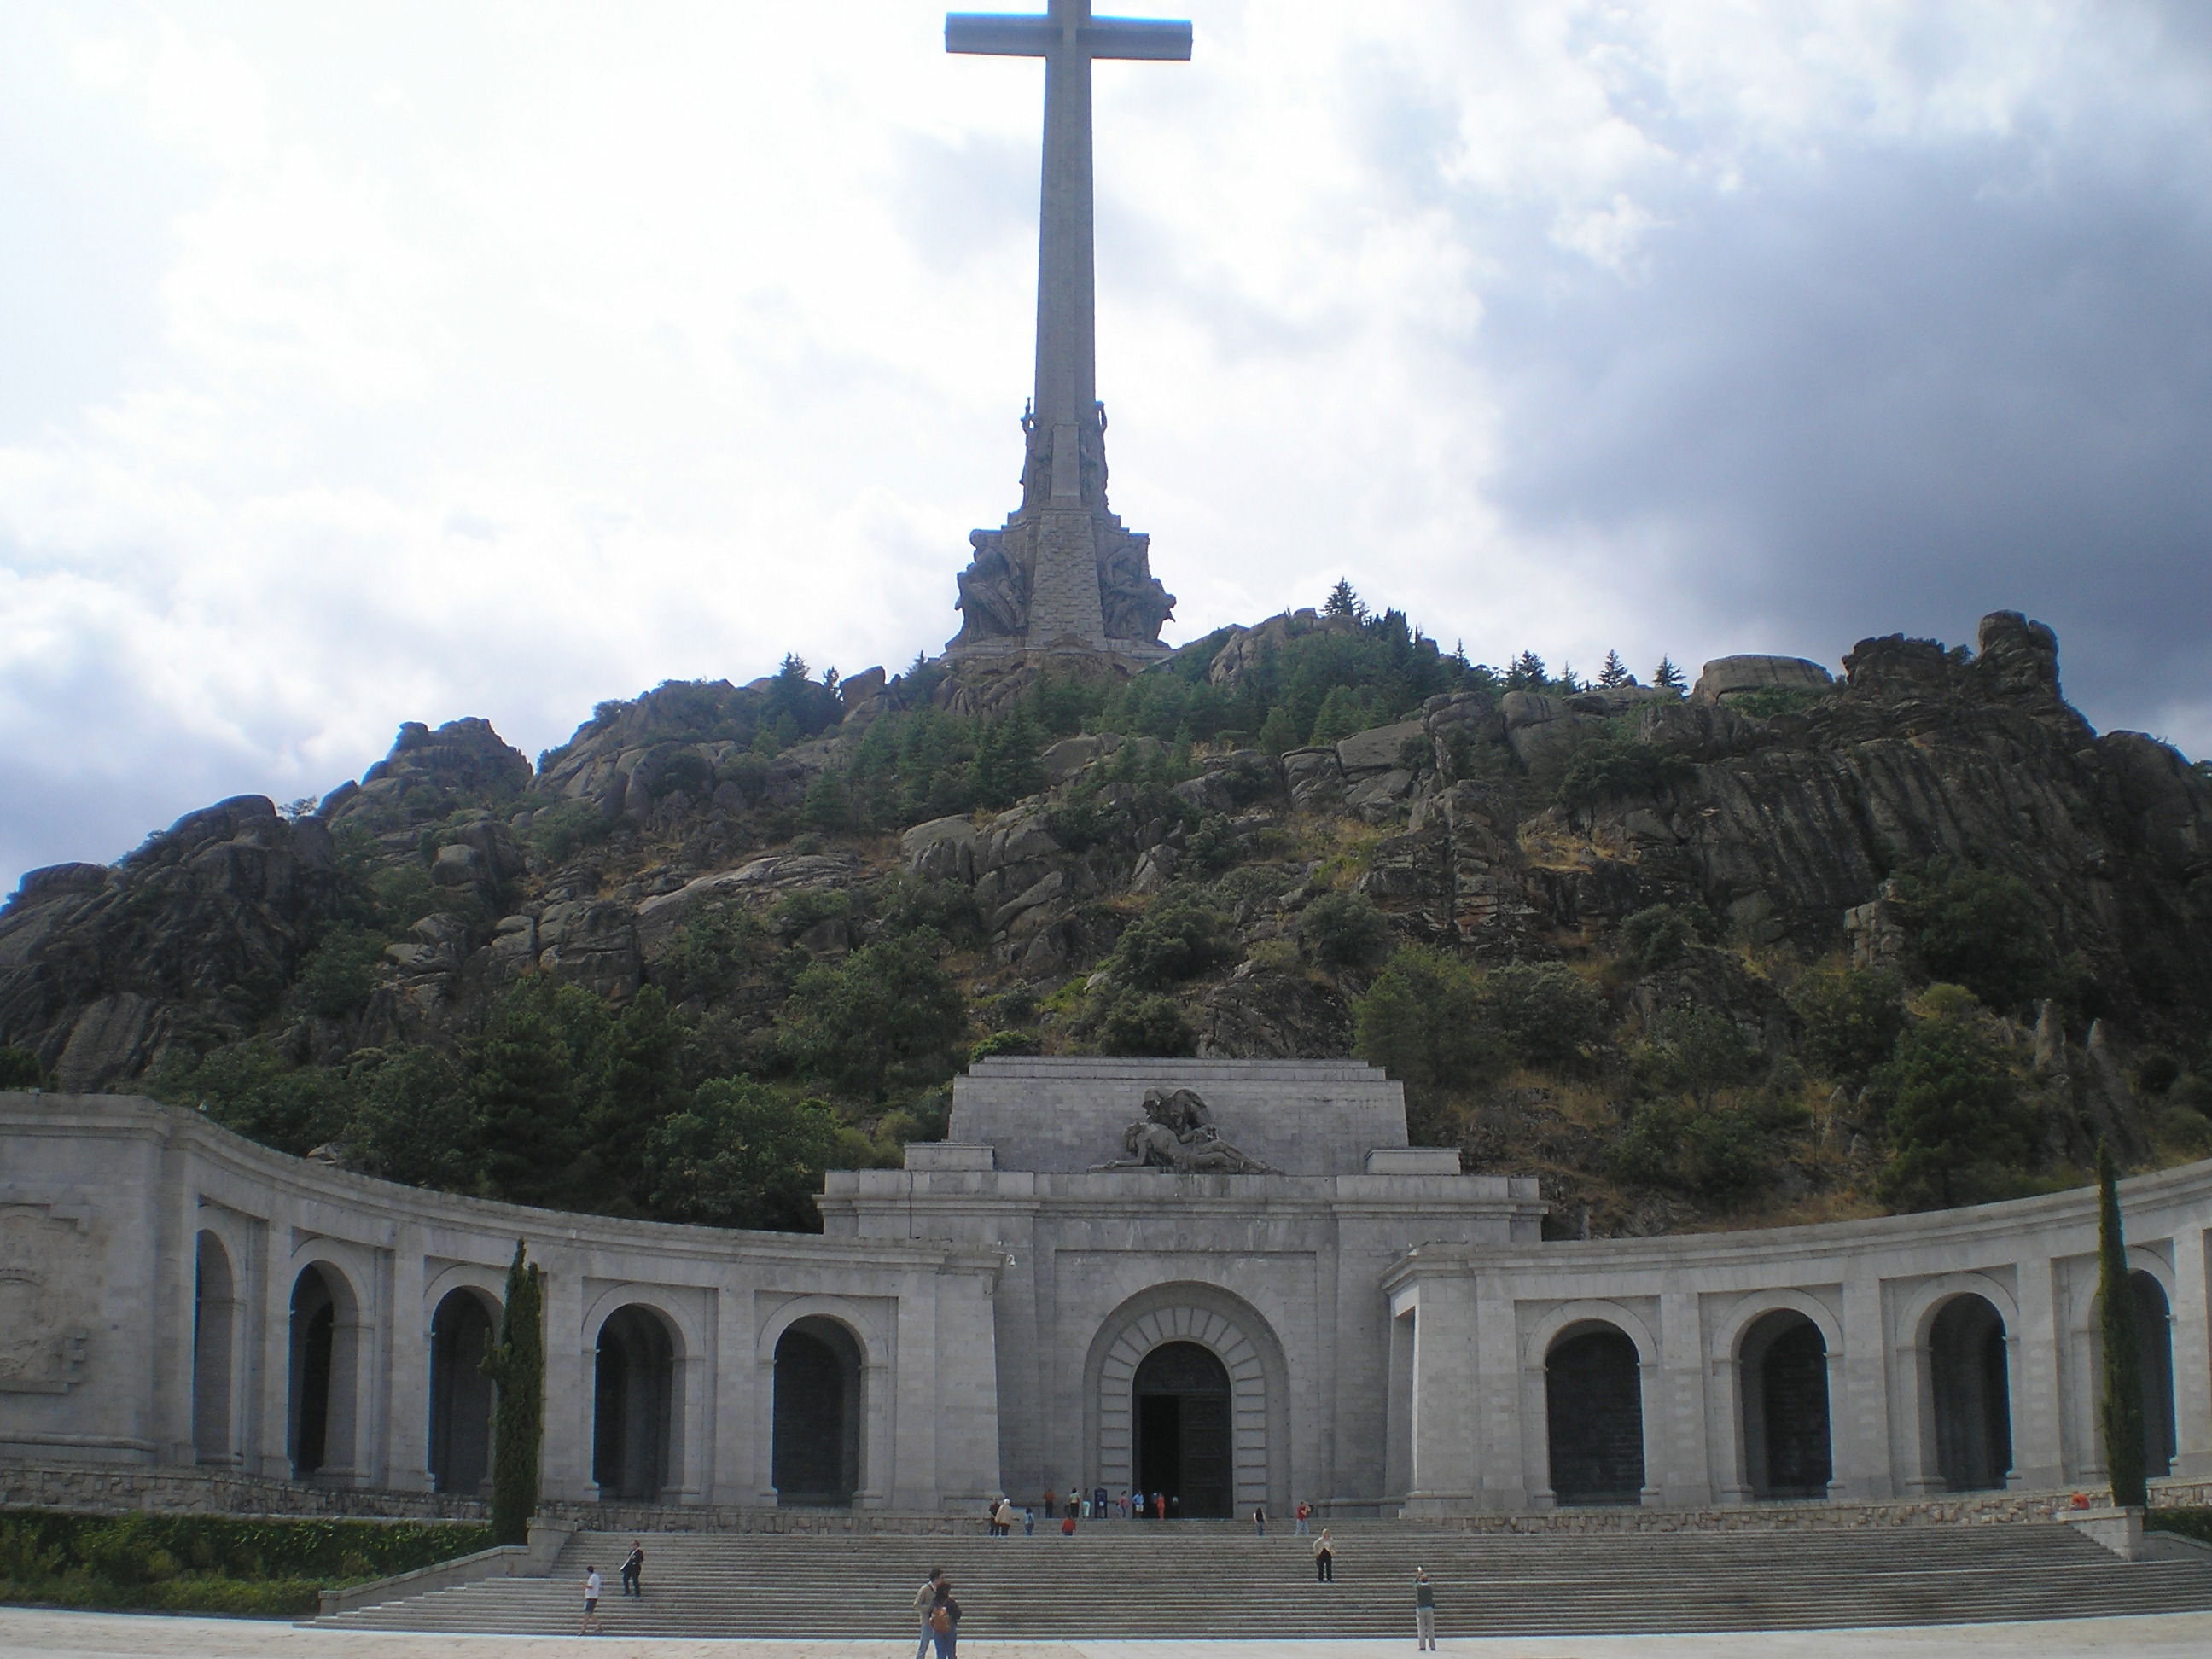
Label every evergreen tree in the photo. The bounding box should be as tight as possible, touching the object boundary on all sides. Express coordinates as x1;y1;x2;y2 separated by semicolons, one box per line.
1323;578;1365;620
1556;661;1584;694
1256;703;1302;756
1598;650;1632;688
2098;1144;2149;1507
1872;1000;2032;1209
1308;685;1367;747
471;981;589;1208
797;768;854;833
1653;657;1687;693
480;1241;544;1546
1505;650;1548;690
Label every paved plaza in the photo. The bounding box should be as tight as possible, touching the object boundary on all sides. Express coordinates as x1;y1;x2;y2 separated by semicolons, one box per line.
8;1610;2212;1659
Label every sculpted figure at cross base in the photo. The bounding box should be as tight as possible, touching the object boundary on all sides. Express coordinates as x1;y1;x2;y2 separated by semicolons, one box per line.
1097;1086;1276;1174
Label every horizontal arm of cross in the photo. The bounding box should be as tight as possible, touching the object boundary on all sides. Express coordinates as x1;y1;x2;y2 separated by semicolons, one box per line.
946;15;1192;61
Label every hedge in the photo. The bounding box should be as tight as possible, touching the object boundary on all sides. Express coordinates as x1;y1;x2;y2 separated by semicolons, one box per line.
0;1510;492;1619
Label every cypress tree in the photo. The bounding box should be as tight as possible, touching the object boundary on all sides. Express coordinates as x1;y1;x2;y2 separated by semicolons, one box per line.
2097;1143;2148;1508
481;1240;545;1545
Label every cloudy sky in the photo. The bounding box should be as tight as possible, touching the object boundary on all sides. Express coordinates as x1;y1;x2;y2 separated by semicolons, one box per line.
4;0;2209;893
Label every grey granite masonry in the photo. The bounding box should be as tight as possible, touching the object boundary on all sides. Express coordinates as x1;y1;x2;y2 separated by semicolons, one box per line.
4;1060;2211;1523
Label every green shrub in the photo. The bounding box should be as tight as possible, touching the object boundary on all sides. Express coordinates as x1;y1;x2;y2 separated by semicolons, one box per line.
1891;859;2055;1012
970;1030;1042;1062
1353;946;1502;1097
1095;992;1198;1057
524;800;610;864
0;1046;45;1090
2136;1051;2181;1096
1299;890;1392;972
294;924;387;1019
1871;998;2034;1210
1789;963;1908;1085
1618;903;1718;972
1103;894;1237;991
776;932;967;1097
1481;963;1610;1070
1557;739;1693;813
2148;1507;2212;1545
1638;1008;1765;1109
1728;686;1827;719
643;1079;841;1231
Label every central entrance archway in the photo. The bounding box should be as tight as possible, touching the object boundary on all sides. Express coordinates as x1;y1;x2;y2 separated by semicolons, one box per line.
1927;1293;2011;1492
593;1304;678;1502
1133;1342;1232;1517
1545;1324;1645;1505
429;1290;498;1495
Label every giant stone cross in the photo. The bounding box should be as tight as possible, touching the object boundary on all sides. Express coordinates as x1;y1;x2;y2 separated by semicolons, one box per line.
944;0;1186;664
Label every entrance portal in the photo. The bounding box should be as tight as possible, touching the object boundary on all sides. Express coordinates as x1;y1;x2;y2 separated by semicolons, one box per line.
593;1305;677;1501
1545;1324;1645;1505
2132;1271;2177;1479
1741;1311;1832;1499
1928;1294;2011;1491
771;1318;862;1506
429;1290;497;1495
1133;1342;1232;1517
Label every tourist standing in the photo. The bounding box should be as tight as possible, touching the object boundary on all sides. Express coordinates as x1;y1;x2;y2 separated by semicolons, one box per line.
911;1567;944;1659
1094;1484;1109;1517
1413;1566;1437;1650
1253;1505;1266;1537
1313;1528;1335;1582
1022;1507;1035;1537
620;1540;645;1597
1152;1490;1166;1521
1295;1499;1312;1536
1117;1488;1130;1518
994;1497;1017;1535
928;1578;962;1658
1044;1487;1057;1518
579;1565;603;1634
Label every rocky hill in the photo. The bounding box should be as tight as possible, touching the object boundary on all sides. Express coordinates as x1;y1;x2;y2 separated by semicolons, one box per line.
3;603;2209;1236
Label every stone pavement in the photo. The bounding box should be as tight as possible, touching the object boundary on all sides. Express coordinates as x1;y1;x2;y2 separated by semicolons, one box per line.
9;1609;2212;1659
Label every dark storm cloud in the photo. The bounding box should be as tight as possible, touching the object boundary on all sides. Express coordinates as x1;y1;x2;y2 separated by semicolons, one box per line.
1473;122;2212;749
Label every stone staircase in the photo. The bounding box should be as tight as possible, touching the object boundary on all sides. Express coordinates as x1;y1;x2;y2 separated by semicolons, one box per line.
314;1519;2212;1638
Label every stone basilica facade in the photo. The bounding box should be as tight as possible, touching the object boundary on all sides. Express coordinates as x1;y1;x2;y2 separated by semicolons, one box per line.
3;1059;2209;1517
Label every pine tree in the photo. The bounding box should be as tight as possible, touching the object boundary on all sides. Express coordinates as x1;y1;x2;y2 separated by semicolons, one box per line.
2098;1143;2149;1507
481;1241;544;1546
1653;656;1687;693
1556;661;1583;694
1598;650;1631;688
1323;579;1366;620
1257;703;1301;756
1505;650;1547;690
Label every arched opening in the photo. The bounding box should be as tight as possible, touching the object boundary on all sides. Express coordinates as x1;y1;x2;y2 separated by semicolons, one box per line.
1133;1341;1233;1517
771;1317;863;1507
593;1305;677;1502
1928;1294;2011;1492
288;1264;359;1481
1545;1324;1645;1505
429;1290;498;1496
2129;1271;2178;1478
192;1231;237;1465
1739;1311;1831;1500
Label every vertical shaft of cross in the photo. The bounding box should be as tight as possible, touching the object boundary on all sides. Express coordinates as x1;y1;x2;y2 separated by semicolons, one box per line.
1035;0;1097;471
945;1;1189;658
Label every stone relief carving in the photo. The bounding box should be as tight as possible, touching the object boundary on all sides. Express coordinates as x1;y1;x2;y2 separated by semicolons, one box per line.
1097;1086;1276;1174
0;1203;92;1394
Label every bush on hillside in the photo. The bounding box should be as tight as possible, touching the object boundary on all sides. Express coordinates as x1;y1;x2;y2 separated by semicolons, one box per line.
1298;890;1392;972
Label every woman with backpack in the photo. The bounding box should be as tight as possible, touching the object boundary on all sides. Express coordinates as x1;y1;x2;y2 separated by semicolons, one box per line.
928;1578;962;1657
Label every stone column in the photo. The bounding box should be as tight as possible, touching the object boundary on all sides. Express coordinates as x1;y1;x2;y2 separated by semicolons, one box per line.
384;1230;430;1492
2012;1254;2067;1489
1655;1291;1706;1505
538;1254;592;1504
2170;1226;2212;1480
1473;1274;1527;1510
1708;1354;1749;1505
1837;1273;1893;1499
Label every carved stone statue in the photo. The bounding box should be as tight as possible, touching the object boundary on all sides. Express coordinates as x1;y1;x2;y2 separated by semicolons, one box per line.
1098;527;1175;643
1097;1086;1276;1174
953;528;1031;643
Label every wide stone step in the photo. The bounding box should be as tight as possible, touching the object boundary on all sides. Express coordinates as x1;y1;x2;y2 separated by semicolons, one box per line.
317;1522;2212;1637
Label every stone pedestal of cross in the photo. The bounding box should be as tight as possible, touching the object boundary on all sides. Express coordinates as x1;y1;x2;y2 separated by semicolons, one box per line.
943;0;1186;664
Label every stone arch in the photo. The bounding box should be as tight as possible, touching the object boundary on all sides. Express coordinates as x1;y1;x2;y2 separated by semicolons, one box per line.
1086;1284;1289;1514
1920;1291;2013;1492
192;1230;241;1465
428;1287;499;1496
1738;1309;1833;1500
1543;1318;1648;1505
771;1315;864;1507
288;1260;364;1481
592;1302;682;1502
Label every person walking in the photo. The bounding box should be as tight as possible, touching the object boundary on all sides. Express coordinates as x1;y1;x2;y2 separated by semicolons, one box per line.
1313;1528;1335;1583
1413;1566;1438;1650
579;1565;603;1634
1152;1490;1166;1521
1294;1499;1312;1536
1252;1504;1266;1537
1022;1507;1035;1537
928;1577;962;1659
1094;1484;1109;1518
620;1540;645;1597
911;1567;944;1659
1043;1487;1057;1519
